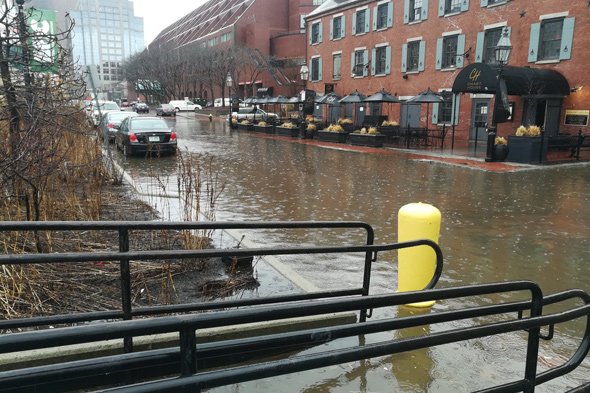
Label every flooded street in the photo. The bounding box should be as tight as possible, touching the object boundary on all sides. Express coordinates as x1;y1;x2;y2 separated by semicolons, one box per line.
118;113;590;392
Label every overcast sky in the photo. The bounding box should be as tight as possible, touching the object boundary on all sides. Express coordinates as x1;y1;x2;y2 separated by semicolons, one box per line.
132;0;207;46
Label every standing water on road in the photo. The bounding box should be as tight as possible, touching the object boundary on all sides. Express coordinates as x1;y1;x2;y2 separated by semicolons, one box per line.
118;114;590;392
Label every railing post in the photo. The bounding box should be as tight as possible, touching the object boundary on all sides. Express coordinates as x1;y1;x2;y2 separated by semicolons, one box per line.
359;225;375;323
119;228;133;353
180;328;197;378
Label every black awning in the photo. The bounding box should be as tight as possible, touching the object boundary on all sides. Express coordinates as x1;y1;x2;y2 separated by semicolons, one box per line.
452;63;570;96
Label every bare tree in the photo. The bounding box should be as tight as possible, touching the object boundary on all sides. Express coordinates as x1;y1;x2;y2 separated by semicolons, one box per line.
0;2;88;223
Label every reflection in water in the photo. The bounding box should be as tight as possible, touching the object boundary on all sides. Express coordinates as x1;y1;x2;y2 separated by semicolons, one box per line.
119;116;590;392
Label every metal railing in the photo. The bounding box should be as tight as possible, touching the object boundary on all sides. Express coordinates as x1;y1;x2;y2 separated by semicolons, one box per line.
0;221;588;392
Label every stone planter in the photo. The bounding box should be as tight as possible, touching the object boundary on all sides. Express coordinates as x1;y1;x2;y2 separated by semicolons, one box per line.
506;136;544;164
237;122;254;132
275;126;299;137
253;124;273;133
349;133;386;148
317;130;348;143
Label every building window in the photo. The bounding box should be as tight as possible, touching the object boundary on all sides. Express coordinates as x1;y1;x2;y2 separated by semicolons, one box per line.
354;9;368;34
376;3;388;29
407;41;420;71
539;18;564;61
333;53;341;80
409;0;422;22
352;49;368;77
375;46;387;74
311;57;322;81
311;22;321;44
444;0;461;14
437;92;453;123
312;0;325;4
441;35;458;68
332;16;343;39
482;27;502;64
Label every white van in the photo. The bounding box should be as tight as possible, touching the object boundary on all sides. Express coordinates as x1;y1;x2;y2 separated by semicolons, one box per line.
169;99;202;112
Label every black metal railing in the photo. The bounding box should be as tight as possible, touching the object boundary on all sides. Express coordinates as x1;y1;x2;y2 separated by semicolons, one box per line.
0;221;589;392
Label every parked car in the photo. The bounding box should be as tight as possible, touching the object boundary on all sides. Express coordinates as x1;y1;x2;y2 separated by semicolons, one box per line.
134;102;149;113
155;103;176;117
232;107;278;122
169;99;202;112
115;116;177;157
99;111;139;142
90;101;121;126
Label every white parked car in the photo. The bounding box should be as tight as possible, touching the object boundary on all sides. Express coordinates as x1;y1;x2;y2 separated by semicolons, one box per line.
232;107;278;122
169;100;202;112
90;101;122;126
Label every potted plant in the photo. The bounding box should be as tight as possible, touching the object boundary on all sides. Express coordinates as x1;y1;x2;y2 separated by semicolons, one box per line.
305;122;317;139
378;120;401;141
237;119;254;131
317;123;348;143
337;117;354;133
493;136;509;161
349;127;386;147
275;121;299;137
507;125;544;163
253;120;273;133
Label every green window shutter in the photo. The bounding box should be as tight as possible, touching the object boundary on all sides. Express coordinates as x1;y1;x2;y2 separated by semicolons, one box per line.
560;17;575;60
438;0;445;17
363;50;369;76
385;45;391;74
432;103;439;124
318;22;323;43
456;34;466;68
330;19;334;40
351;52;356;74
453;94;461;125
371;48;376;75
352;12;357;35
403;0;410;24
309;26;313;45
418;40;426;71
318;58;323;80
401;43;408;72
475;31;484;62
435;38;443;70
341;15;346;37
461;0;469;12
422;0;429;20
364;10;370;32
480;0;488;6
528;23;540;62
387;2;393;28
372;7;378;31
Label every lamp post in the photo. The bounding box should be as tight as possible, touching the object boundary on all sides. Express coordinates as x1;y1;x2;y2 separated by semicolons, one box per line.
486;26;512;162
299;62;309;137
226;73;235;129
16;0;32;101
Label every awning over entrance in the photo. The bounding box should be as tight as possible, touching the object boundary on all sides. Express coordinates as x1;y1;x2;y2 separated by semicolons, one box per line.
452;63;570;96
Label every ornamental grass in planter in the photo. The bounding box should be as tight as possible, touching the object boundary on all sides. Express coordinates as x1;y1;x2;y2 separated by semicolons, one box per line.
253;120;273;133
349;127;386;147
507;125;544;164
276;121;299;137
317;123;348;143
337;118;354;133
237;119;254;131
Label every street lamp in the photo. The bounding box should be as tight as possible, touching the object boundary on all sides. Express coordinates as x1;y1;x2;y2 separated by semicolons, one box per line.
226;73;235;129
298;62;309;137
15;0;32;97
486;26;512;162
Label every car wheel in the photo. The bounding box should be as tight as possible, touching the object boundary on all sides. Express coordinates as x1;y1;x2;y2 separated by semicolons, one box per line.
175;107;180;112
194;108;199;112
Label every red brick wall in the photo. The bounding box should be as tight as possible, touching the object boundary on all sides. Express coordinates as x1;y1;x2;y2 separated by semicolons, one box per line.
302;0;590;144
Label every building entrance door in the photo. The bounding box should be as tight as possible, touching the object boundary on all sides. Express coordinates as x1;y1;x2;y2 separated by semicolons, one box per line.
470;99;489;142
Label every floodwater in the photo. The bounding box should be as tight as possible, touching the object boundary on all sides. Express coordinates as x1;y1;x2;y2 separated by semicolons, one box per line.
117;113;590;392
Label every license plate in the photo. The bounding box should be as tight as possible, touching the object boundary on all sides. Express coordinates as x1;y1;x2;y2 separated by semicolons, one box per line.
148;136;160;142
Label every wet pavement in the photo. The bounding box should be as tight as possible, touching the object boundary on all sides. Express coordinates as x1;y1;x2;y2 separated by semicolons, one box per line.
116;112;590;392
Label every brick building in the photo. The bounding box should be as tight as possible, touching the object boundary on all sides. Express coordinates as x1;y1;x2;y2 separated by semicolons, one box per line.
150;0;322;99
304;0;589;147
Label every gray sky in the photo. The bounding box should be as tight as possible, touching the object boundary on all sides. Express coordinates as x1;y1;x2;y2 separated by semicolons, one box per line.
132;0;206;46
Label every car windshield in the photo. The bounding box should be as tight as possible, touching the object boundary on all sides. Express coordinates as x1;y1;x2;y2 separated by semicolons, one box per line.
100;103;119;110
161;104;173;109
130;119;169;130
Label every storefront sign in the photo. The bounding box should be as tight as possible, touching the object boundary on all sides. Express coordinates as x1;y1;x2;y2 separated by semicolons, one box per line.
564;110;589;126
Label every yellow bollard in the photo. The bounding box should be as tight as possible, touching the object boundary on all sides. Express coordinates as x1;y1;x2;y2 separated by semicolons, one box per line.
397;202;441;308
